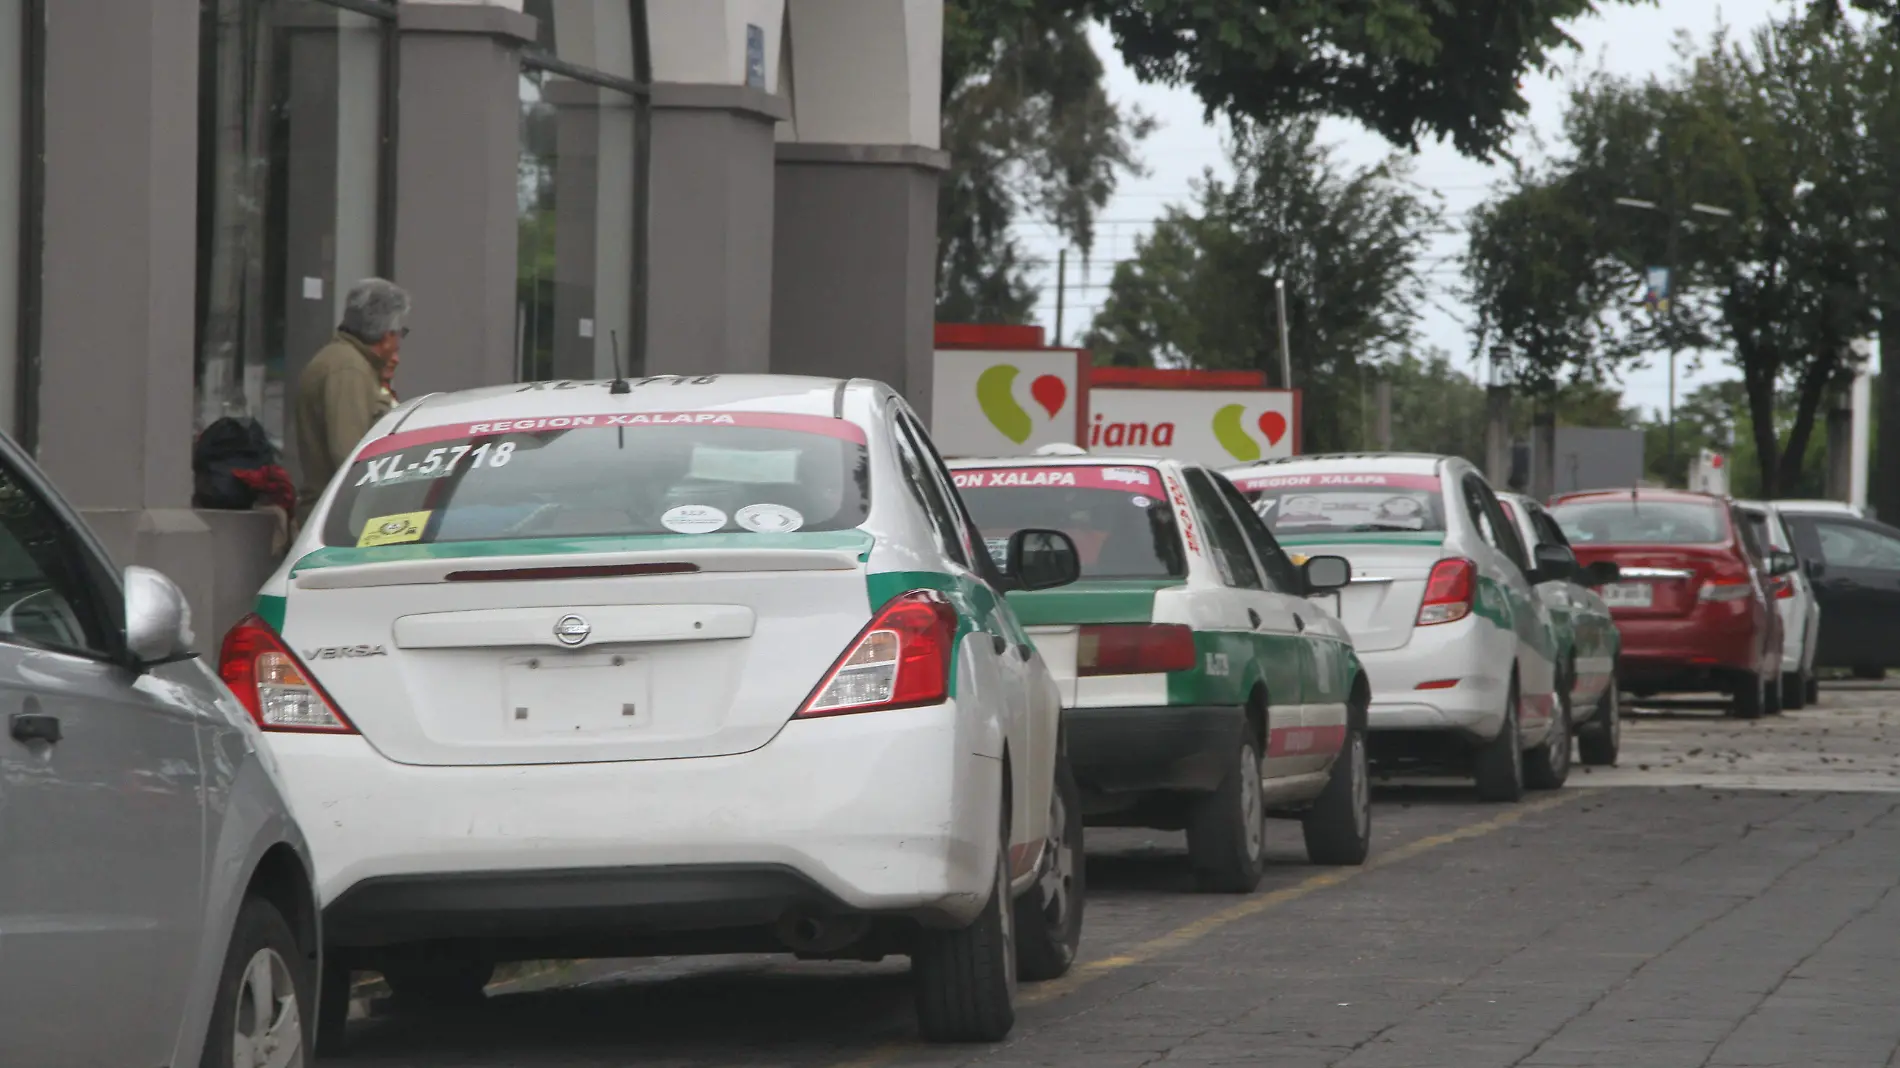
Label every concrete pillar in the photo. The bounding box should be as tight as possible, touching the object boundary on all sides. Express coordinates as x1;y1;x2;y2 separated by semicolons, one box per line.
1483;385;1512;488
770;0;946;416
1529;409;1556;501
392;2;535;397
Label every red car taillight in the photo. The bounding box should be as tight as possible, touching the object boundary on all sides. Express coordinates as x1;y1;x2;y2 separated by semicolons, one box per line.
1417;558;1477;626
797;591;958;718
218;615;358;733
1773;577;1795;600
1077;624;1197;676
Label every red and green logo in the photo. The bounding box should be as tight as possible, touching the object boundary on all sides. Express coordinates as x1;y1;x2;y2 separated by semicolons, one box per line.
976;365;1068;444
1212;404;1290;462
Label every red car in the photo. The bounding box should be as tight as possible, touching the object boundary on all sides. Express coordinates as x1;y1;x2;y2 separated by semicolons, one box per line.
1546;489;1798;719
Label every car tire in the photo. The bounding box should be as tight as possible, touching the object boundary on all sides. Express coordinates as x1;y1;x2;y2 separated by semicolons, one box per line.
913;810;1017;1043
1806;674;1821;706
1524;691;1571;790
201;896;312;1068
1472;682;1525;803
1729;671;1765;720
1186;730;1267;893
1763;671;1784;716
314;959;350;1056
381;954;494;1009
1301;727;1370;866
1781;671;1808;711
1015;748;1084;982
1854;664;1885;681
1577;686;1620;767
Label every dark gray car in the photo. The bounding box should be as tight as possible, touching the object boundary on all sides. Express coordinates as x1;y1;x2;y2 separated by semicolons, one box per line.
0;433;319;1068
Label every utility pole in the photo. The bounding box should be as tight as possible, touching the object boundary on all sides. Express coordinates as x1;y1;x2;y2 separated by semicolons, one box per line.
1054;249;1067;346
1274;278;1293;390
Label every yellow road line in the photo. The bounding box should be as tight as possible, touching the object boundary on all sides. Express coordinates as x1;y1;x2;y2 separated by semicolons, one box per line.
837;789;1582;1064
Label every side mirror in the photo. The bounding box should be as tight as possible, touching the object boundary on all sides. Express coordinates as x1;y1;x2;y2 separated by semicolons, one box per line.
1301;555;1351;593
1532;543;1577;584
125;565;195;665
1767;550;1800;577
1580;560;1621;587
1006;529;1081;592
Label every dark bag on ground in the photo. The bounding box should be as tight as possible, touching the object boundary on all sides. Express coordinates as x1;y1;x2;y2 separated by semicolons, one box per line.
193;417;294;513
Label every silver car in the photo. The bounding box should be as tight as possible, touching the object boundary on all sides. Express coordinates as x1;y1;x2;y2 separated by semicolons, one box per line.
0;433;319;1068
1738;501;1822;708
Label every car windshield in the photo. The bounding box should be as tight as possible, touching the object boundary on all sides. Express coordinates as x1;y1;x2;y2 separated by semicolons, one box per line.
954;465;1188;579
1229;471;1446;534
321;411;871;547
1548;499;1727;546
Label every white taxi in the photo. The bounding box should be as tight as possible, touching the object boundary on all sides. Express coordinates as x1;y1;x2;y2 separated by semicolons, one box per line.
1225;454;1565;801
224;374;1085;1045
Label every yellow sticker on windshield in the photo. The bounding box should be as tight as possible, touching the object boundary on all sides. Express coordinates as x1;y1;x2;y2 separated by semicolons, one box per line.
1289;553;1309;566
358;511;431;548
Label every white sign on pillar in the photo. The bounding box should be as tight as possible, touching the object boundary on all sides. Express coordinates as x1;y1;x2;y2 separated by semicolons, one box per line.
930;350;1084;457
1688;449;1729;497
1851;337;1875;511
1087;388;1300;467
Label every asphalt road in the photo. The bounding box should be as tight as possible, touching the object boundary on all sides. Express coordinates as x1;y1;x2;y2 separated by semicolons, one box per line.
326;681;1900;1067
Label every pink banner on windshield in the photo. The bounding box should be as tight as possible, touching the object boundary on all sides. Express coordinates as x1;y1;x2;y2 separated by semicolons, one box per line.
952;465;1162;494
358;410;867;459
1231;471;1441;493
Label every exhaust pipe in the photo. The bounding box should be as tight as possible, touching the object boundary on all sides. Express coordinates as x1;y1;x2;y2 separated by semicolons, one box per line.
775;909;869;954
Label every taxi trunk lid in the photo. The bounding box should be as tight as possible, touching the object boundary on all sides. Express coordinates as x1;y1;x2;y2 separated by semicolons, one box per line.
277;537;874;766
1284;534;1443;653
1006;579;1180;705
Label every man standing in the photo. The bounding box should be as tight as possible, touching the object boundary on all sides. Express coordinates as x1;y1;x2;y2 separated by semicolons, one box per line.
295;278;410;518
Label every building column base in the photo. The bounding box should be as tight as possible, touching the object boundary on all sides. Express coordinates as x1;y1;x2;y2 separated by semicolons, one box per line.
82;508;284;655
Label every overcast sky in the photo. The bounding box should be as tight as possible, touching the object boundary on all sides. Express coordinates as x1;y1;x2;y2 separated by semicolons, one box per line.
1010;0;1808;419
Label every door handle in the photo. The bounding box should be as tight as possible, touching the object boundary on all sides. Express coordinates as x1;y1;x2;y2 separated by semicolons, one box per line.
992;634;1009;655
10;712;60;745
1248;609;1263;628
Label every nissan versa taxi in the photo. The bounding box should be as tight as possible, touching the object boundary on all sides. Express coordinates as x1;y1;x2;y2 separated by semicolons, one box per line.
1225;454;1565;801
225;375;1089;1046
948;455;1371;892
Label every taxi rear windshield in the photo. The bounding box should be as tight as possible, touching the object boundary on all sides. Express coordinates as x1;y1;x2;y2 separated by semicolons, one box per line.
1230;472;1447;534
321;411;870;547
953;465;1188;579
1548;499;1728;546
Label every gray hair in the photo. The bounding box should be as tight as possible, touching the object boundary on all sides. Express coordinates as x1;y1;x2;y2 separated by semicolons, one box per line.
339;278;411;341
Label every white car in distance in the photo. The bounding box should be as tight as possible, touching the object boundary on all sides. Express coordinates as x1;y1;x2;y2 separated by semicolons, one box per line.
1737;500;1822;708
225;374;1087;1046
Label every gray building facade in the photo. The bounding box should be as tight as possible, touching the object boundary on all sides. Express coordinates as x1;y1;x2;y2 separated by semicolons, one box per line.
2;0;945;647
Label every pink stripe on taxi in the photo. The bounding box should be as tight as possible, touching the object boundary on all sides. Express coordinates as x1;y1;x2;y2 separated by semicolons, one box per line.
952;465;1163;494
1232;471;1441;493
360;410;867;459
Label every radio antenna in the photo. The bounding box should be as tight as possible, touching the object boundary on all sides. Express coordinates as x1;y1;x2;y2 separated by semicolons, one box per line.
609;331;631;395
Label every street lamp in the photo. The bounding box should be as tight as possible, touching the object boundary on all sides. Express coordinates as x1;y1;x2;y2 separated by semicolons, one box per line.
1613;195;1735;483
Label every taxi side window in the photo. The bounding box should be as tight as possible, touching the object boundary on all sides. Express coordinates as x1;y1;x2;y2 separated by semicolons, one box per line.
1529;507;1570;551
1213;473;1301;592
1463;475;1529;572
891;411;971;569
1184;469;1262;590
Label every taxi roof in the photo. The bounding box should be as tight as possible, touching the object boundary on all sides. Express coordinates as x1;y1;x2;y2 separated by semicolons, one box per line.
943;453;1183;470
390;374;856;432
1227;453;1445;477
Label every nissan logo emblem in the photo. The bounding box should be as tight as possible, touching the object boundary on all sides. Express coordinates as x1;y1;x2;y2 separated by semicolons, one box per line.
553;614;592;646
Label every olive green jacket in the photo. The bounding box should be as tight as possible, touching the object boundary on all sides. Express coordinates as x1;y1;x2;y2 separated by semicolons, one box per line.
295;332;393;515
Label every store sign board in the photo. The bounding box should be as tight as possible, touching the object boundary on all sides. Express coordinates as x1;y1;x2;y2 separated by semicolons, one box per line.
930;350;1084;458
1086;388;1299;467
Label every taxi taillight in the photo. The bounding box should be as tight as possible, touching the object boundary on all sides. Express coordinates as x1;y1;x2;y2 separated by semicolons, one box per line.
796;591;958;717
218;615;358;734
1078;624;1196;676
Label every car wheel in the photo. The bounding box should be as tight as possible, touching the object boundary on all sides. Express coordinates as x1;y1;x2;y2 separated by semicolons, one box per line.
1806;674;1821;706
1472;682;1525;802
313;960;350;1056
1729;671;1765;720
1853;665;1885;681
1524;691;1571;790
1781;671;1808;711
1301;727;1370;865
202;896;312;1068
1186;730;1267;893
381;954;494;1009
1763;670;1784;716
913;807;1017;1042
1015;748;1084;981
1577;686;1620;767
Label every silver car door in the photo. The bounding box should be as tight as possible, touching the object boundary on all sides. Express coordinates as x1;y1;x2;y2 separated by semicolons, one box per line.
0;462;205;1068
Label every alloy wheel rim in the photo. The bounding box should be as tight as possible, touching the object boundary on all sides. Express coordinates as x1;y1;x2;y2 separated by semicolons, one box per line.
1038;788;1075;930
1350;733;1370;840
232;947;303;1068
1241;742;1265;861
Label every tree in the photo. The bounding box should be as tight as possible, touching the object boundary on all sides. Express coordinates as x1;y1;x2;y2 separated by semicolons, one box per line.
1085;0;1646;159
936;0;1151;322
1083;120;1439;452
1385;351;1488;462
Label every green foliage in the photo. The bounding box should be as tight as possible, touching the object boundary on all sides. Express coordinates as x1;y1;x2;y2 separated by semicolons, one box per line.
1083;120;1439;452
1087;0;1643;159
1385;351;1488;463
936;0;1151;323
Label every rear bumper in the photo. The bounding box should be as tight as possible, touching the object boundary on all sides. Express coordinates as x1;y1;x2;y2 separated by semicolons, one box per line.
1616;604;1769;687
1066;703;1243;795
266;702;1003;946
1358;618;1512;742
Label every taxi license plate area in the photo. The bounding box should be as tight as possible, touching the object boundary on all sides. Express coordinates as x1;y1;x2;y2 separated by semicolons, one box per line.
503;654;649;735
1601;582;1654;609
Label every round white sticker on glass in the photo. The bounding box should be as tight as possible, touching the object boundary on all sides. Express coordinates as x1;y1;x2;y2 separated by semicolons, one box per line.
1131;495;1151;508
736;503;805;534
661;505;728;534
